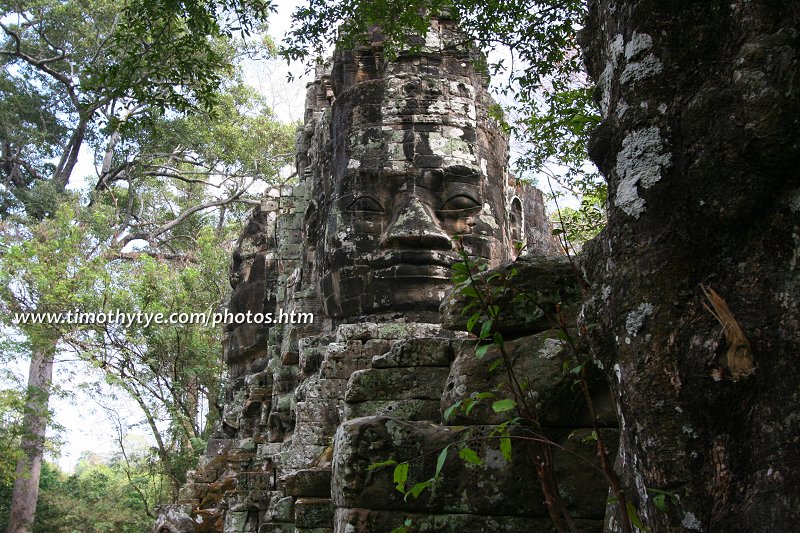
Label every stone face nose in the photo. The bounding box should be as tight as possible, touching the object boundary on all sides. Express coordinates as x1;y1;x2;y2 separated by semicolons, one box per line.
381;196;452;250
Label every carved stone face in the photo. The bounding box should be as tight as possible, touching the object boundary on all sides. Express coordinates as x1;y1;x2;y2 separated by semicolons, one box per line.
315;68;515;321
320;167;508;320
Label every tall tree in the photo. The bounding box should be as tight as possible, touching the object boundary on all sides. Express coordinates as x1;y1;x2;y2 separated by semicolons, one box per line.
0;204;105;533
0;104;292;533
0;1;287;530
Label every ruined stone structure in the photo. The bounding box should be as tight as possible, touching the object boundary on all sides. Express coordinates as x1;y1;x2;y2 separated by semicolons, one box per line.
155;17;614;533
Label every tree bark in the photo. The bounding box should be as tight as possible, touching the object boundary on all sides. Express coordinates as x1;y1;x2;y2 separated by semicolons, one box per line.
52;117;88;190
5;339;56;533
579;1;800;531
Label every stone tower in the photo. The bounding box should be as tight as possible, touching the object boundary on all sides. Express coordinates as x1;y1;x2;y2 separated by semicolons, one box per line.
154;16;612;533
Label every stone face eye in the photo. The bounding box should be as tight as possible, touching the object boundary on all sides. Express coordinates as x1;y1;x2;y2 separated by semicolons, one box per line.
440;194;480;211
346;196;384;213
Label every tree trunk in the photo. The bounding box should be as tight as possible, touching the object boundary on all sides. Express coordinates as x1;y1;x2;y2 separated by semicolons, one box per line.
579;1;800;531
5;339;56;533
52;118;88;190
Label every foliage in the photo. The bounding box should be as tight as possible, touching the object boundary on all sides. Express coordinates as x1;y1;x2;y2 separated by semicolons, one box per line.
0;0;294;530
282;0;606;246
0;0;280;218
0;195;236;504
0;452;161;533
0;387;25;487
551;184;607;251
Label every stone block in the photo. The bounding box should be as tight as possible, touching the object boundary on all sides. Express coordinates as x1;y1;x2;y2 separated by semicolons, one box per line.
343;399;441;422
362;339;394;358
331;417;546;516
553;428;619;519
440;256;581;336
283;468;332;497
332;416;612;519
257;523;294;533
441;329;613;427
371;338;451;367
373;322;446;340
295;400;340;440
335;323;380;342
223;510;255;533
295;498;335;528
334;508;604;533
303;378;348;400
345;367;450;402
319;357;371;380
266;495;294;523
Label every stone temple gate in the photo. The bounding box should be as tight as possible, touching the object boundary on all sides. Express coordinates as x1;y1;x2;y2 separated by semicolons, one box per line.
155;16;616;533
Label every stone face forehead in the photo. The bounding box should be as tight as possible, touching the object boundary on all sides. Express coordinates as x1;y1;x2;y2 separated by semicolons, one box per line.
330;71;490;178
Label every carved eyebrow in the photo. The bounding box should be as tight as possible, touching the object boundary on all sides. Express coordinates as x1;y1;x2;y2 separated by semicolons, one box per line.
443;166;481;184
440;193;481;211
345;195;384;212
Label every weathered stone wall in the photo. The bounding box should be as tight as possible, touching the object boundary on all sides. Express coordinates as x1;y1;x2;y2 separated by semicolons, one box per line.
155;16;611;533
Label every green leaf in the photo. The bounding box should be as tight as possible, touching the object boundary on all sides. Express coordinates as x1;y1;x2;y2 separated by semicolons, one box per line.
393;462;409;493
435;446;449;479
460;285;479;298
479;319;493;339
458;446;484;466
405;480;432;500
581;431;598;444
492;399;515;413
451;262;468;273
488;358;504;373
465;398;480;415
492;332;504;346
475;343;491;359
626;501;648;531
368;459;397;471
443;401;461;422
500;434;512;462
653;493;667;512
466;313;481;333
452;273;468;284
